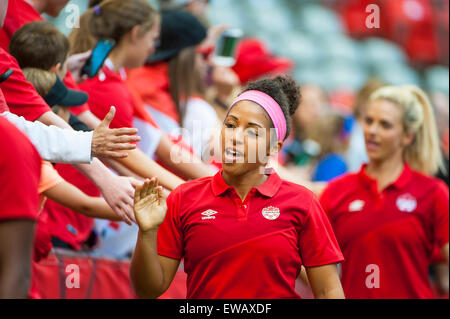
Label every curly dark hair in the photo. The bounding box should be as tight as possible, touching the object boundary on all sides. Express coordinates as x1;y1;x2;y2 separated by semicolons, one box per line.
241;75;301;141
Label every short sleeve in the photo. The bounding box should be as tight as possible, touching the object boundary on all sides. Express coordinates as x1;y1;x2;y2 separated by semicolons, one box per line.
157;188;184;260
38;161;64;194
319;184;332;219
432;180;449;248
0;49;51;121
298;194;344;268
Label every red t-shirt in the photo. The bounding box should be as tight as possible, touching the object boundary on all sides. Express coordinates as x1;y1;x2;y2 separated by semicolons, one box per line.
157;170;344;299
44;163;100;251
320;163;449;299
0;0;43;51
0;47;51;120
0;114;41;221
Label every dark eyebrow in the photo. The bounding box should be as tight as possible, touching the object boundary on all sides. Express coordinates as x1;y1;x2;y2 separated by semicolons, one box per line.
227;115;264;128
248;122;263;128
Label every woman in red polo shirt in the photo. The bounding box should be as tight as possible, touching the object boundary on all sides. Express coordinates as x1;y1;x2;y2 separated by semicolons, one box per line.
319;85;449;299
130;76;345;299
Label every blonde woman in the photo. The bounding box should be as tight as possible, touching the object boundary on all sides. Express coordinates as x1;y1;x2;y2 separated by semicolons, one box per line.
320;85;449;298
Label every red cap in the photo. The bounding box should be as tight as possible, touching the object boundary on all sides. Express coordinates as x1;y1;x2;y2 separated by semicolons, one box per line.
232;38;294;84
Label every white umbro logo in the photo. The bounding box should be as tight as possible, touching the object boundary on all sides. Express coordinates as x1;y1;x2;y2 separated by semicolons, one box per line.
201;209;218;220
349;200;365;212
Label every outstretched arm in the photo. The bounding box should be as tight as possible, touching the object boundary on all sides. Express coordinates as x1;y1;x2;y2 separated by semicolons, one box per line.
44;180;125;223
2;107;140;163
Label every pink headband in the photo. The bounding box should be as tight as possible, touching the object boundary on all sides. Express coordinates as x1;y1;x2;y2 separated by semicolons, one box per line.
228;90;287;141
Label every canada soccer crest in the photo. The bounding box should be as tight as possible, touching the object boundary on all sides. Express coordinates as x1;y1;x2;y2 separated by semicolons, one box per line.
262;206;280;220
396;193;417;213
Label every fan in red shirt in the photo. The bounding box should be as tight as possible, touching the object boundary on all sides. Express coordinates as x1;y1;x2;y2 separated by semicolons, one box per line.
130;75;345;299
73;2;215;184
0;47;52;121
320;85;450;299
0;110;41;298
0;0;93;118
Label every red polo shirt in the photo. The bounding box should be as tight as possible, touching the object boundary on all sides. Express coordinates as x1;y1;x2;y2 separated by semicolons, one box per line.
320;163;449;299
0;115;41;221
157;170;344;299
0;47;51;120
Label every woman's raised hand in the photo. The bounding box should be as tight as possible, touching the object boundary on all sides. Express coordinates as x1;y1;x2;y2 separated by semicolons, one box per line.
133;177;167;232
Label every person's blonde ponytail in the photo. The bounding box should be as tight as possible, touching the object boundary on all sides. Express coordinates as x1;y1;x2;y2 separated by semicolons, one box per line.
369;85;444;176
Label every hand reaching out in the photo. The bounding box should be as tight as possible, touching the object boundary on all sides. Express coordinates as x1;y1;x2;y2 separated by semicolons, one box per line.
92;106;141;159
134;177;168;233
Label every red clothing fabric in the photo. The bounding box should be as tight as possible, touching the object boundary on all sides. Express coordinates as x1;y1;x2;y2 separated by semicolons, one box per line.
0;114;41;221
44;163;100;250
0;0;88;116
79;66;137;130
320;163;449;299
126;63;180;124
0;89;8;112
157;170;344;299
0;47;51;120
0;0;43;51
34;209;52;262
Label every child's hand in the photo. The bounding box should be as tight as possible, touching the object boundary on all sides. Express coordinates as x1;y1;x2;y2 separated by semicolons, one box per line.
67;50;91;83
134;178;167;233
